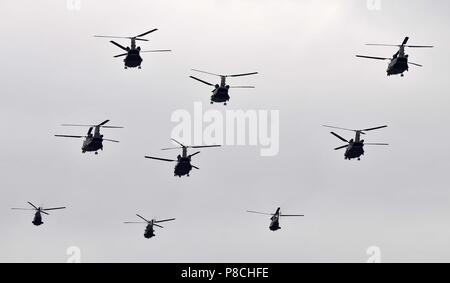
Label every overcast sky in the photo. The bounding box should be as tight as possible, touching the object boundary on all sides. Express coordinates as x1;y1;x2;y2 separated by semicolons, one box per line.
1;0;449;263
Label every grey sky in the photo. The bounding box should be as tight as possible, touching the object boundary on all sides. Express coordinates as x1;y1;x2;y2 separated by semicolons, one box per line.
1;0;449;262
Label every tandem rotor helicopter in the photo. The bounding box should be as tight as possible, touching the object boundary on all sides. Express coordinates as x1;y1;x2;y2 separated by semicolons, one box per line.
12;202;66;226
356;37;433;77
247;208;304;232
189;69;258;105
124;214;175;239
145;139;221;177
94;29;171;69
323;125;389;161
55;120;123;155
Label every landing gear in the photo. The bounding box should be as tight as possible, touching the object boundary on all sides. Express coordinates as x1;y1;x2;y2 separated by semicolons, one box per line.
401;73;404;77
95;152;98;155
224;103;227;106
210;101;213;105
124;66;128;69
138;66;141;69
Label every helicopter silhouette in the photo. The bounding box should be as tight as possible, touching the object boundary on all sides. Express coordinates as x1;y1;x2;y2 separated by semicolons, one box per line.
247;208;304;232
356;37;433;77
323;125;389;161
189;69;258;105
145;139;221;177
94;29;171;69
55;120;123;155
124;214;175;239
12;202;66;226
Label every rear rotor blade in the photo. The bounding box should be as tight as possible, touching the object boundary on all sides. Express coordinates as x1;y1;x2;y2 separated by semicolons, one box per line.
227;72;258;78
246;210;273;216
41;211;50;216
334;145;349;151
110;41;129;51
364;143;389;146
330;132;349;143
229;86;255;89
191;69;221;77
189;76;215;86
28;202;39;210
405;45;434;48
190;145;221;149
141;50;172;53
114;53;128;58
136;214;150;223
323;125;357;132
280;214;304;217
155;218;176;223
189;151;200;158
402;37;410;45
124;222;147;224
362;125;388;132
170;138;186;148
154;223;164;228
409;62;423;67
192;165;200;170
145;156;176;162
356;55;391;61
161;147;182;151
55;135;85;139
136;29;158;38
11;208;35;211
94;35;131;39
43;207;66;211
103;139;120;143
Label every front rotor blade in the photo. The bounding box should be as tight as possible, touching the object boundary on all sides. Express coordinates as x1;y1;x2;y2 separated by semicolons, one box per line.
94;35;131;39
55;135;84;139
189;76;215;86
364;143;389;146
405;45;434;48
362;125;388;132
334;145;349;151
41;211;50;216
280;214;304;217
110;41;129;51
246;211;273;216
229;86;255;89
190;145;221;149
114;53;128;58
102;126;124;129
170;138;186;148
98;120;110;126
136;214;150;223
409;62;423;67
330;132;349;143
189;151;200;158
27;202;39;210
356;55;391;61
11;208;35;211
141;50;172;53
323;125;357;132
366;44;401;47
227;72;258;78
161;147;182;151
124;222;147;224
136;29;158;38
192;165;200;170
145;156;176;162
153;223;164;228
103;139;120;143
155;218;176;223
191;69;221;77
43;207;66;211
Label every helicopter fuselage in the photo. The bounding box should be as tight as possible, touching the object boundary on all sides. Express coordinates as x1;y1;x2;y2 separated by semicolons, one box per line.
211;86;231;105
144;224;155;239
269;215;281;231
124;49;143;68
32;211;43;226
174;156;193;177
82;136;103;154
387;56;409;76
344;141;365;160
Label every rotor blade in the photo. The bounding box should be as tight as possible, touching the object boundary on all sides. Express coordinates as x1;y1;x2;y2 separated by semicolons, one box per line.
229;86;255;89
94;35;131;39
124;222;147;224
102;126;124;129
136;29;158;38
134;38;149;42
136;214;150;223
114;53;128;58
189;151;200;158
41;211;50;216
141;50;172;53
103;139;120;143
364;143;389;146
61;124;94;127
191;69;221;77
280;214;305;217
161;147;182;151
98;120;110;126
153;224;164;228
192;165;200;170
170;138;186;148
409;62;423;67
55;135;84;139
246;211;273;216
27;202;39;210
11;208;35;211
365;44;402;47
362;125;388;132
189;76;214;86
145;156;176;162
155;218;176;224
110;41;128;51
334;145;349;151
330;132;349;143
43;207;66;211
323;125;356;132
405;45;434;48
190;145;221;149
227;72;258;78
356;55;391;61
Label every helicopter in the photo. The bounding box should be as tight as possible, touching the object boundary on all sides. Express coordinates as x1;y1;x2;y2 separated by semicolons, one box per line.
94;29;171;69
247;208;304;232
12;202;66;226
55;120;123;155
356;37;433;77
323;125;389;161
124;214;175;239
145;139;221;177
189;69;258;105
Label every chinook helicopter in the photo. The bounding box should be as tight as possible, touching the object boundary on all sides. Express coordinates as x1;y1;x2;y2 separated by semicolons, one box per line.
145;139;221;177
356;37;433;77
55;120;123;155
323;125;389;161
247;208;304;232
124;214;175;239
12;202;66;226
189;69;258;105
94;29;171;69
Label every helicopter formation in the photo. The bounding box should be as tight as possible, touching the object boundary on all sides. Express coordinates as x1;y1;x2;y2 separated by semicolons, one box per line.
10;30;434;240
